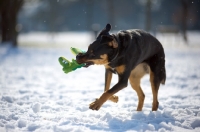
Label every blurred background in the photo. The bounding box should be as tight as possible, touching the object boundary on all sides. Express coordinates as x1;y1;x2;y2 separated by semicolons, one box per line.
0;0;200;47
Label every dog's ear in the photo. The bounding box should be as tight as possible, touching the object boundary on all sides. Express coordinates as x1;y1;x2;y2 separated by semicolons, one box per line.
97;24;112;39
105;23;111;32
101;35;118;48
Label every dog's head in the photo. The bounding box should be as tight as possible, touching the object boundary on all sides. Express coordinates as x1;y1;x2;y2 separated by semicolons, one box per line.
76;24;118;67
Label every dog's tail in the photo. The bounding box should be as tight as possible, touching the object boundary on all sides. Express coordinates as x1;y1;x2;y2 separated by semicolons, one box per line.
160;66;166;85
148;48;166;85
159;49;166;85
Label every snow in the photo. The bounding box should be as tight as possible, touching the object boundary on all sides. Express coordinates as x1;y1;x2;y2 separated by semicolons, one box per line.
0;32;200;132
18;119;27;128
32;103;41;113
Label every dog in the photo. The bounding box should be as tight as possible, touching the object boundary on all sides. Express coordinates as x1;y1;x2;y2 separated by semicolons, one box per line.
76;24;166;111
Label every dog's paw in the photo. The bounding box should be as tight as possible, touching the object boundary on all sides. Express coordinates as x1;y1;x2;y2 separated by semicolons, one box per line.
152;101;159;111
89;99;103;111
108;95;118;103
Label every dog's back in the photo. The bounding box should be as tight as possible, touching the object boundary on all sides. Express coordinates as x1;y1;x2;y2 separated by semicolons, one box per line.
115;29;166;85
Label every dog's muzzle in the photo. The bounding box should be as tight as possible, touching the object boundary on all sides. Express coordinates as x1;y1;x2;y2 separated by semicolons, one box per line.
76;53;94;67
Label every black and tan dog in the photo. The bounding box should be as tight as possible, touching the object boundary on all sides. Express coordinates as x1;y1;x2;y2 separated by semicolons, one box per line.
76;24;166;111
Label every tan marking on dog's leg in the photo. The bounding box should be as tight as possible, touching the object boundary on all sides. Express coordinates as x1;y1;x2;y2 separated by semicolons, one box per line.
108;95;118;103
104;70;112;91
89;92;111;110
104;68;118;103
129;76;145;111
115;65;125;75
150;70;160;111
129;63;149;111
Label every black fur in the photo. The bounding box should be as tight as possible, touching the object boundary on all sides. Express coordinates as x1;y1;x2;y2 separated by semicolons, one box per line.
111;29;166;84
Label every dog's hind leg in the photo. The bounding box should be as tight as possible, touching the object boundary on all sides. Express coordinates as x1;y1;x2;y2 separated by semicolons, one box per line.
104;68;118;103
150;70;160;111
129;63;148;111
129;77;145;111
149;50;166;111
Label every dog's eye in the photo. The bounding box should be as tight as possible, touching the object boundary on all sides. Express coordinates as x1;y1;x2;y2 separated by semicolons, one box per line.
90;50;95;57
91;53;95;57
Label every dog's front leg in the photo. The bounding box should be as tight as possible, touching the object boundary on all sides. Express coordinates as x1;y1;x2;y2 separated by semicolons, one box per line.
105;69;118;103
89;72;129;110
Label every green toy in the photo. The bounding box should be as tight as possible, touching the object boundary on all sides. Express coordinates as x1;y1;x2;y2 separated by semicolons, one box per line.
58;47;85;74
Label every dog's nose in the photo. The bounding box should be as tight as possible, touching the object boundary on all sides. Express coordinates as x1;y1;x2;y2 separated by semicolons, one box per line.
76;53;84;60
77;53;84;57
76;53;85;64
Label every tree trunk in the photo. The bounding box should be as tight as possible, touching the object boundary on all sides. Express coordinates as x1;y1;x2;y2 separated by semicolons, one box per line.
181;0;189;43
86;0;93;30
145;0;152;32
10;13;18;47
107;0;115;28
1;11;9;42
0;0;23;47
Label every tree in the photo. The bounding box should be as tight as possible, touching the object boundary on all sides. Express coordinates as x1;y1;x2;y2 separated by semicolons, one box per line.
145;0;152;32
107;0;115;28
86;0;94;31
0;0;23;47
180;0;190;43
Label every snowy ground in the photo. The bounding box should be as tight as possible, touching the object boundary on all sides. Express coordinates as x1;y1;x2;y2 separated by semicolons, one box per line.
0;32;200;132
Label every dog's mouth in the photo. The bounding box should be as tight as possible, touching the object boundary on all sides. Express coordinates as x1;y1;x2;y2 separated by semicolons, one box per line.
76;59;94;68
76;53;94;67
83;61;94;67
